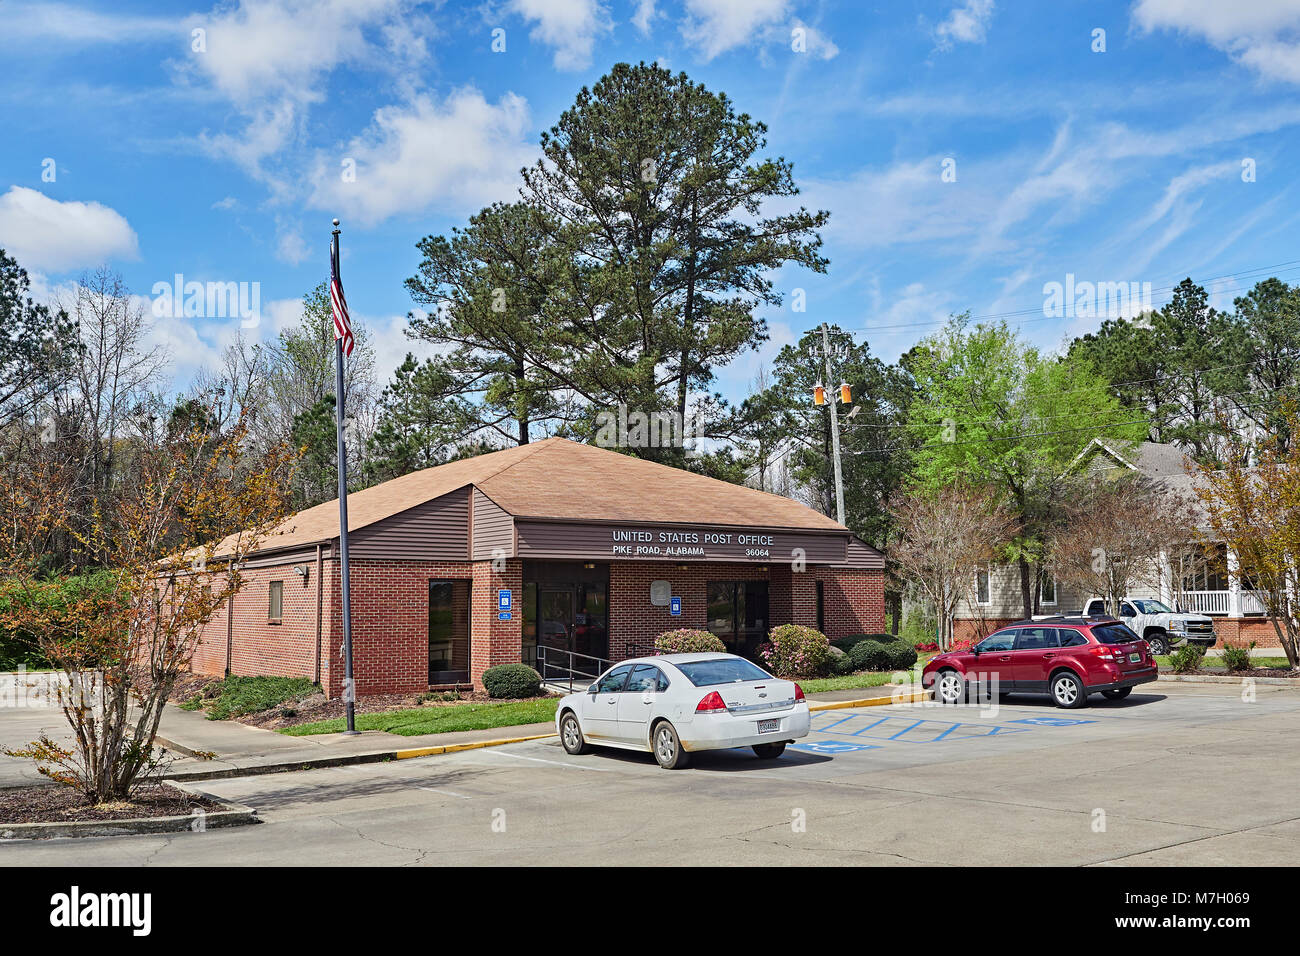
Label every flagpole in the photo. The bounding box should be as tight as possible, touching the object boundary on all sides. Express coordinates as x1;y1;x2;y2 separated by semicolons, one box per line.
332;218;357;735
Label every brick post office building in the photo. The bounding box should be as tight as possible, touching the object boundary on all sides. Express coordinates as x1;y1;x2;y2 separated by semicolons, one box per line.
193;438;885;696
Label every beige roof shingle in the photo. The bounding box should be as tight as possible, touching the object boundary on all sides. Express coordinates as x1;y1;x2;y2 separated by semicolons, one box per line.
230;437;846;556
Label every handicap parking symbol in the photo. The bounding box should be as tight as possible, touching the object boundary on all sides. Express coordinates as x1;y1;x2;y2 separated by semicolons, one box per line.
1008;717;1096;727
791;739;880;755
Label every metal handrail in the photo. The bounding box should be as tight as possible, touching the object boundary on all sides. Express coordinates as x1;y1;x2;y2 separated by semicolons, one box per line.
535;643;658;694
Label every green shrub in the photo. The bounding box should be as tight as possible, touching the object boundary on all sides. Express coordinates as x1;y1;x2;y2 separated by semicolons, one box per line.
654;629;726;654
0;571;121;670
830;632;898;653
1169;644;1205;674
1221;640;1255;672
826;644;857;675
761;624;832;677
884;642;919;670
199;675;319;720
849;639;891;671
482;663;542;699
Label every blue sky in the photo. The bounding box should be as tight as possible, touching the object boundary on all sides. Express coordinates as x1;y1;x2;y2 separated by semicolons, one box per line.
2;0;1299;405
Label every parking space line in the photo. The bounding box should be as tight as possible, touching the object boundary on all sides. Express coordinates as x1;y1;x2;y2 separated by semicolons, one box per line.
416;786;471;799
470;749;617;772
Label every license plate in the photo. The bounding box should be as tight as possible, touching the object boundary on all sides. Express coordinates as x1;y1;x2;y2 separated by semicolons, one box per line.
1129;652;1142;663
757;718;780;734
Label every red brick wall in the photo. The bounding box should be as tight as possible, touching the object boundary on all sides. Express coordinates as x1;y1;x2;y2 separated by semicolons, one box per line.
192;556;886;696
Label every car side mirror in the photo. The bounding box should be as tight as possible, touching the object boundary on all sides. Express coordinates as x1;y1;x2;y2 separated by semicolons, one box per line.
970;645;979;656
587;683;598;695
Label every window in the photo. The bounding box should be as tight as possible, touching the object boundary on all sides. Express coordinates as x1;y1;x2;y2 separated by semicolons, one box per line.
625;665;668;693
1120;602;1137;618
1013;627;1059;651
1039;574;1057;606
267;580;283;624
1085;599;1106;616
675;657;771;686
706;580;769;658
1091;623;1140;645
596;664;633;693
815;580;825;633
976;629;1016;652
975;567;991;605
1057;628;1088;647
1131;599;1172;614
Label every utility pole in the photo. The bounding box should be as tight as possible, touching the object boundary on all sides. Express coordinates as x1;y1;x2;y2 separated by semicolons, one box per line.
819;323;847;527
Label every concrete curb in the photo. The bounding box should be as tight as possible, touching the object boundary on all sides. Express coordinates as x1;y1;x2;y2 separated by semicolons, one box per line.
809;689;931;711
394;732;556;760
1157;673;1298;687
0;780;258;841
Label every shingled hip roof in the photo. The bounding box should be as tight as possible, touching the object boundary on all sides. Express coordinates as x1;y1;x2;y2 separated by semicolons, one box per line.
221;437;848;557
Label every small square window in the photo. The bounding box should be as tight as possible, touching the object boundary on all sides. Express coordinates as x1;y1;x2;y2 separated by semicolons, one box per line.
268;580;284;624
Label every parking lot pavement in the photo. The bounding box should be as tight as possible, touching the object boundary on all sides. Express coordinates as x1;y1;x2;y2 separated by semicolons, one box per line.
3;682;1298;866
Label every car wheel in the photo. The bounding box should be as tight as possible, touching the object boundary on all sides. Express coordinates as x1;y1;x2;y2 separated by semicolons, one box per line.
1146;633;1169;656
1050;671;1087;709
652;721;690;769
752;742;786;760
1102;687;1132;701
559;711;590;755
935;669;964;705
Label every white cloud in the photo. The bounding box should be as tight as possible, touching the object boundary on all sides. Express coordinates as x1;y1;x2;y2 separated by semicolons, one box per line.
1132;0;1300;84
0;186;138;273
632;0;658;36
0;2;178;44
309;88;534;226
509;0;611;70
790;19;839;60
275;225;312;266
681;0;790;60
933;0;995;51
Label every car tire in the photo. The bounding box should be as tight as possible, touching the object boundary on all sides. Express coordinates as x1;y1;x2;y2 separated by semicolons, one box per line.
652;721;690;769
1102;687;1132;701
559;711;590;755
752;742;786;760
1050;671;1087;709
1146;633;1170;656
935;669;964;705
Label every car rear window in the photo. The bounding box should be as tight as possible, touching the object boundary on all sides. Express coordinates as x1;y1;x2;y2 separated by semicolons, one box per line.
1090;623;1140;645
675;658;770;686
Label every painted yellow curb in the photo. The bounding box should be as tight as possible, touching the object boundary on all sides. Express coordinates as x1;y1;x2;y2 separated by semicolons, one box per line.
394;732;557;760
809;689;932;712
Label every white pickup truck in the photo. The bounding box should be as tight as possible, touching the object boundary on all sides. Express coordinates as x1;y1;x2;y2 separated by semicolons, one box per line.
1082;597;1217;655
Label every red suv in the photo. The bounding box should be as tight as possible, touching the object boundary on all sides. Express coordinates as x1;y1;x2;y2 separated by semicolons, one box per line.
922;617;1158;708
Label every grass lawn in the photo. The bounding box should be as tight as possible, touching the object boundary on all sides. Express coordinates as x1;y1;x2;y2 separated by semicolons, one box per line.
281;697;559;737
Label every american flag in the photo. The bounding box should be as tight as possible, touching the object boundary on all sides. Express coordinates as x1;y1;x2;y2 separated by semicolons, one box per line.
329;236;354;357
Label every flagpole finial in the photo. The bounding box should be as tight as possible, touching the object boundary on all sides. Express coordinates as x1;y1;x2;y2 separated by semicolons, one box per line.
332;218;339;226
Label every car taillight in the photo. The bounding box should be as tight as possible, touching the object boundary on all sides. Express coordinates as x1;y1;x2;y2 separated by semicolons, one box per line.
696;691;727;713
1090;646;1116;661
794;683;805;702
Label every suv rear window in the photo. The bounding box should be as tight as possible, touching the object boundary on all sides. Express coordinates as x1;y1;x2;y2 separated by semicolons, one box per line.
675;658;770;686
1090;623;1140;645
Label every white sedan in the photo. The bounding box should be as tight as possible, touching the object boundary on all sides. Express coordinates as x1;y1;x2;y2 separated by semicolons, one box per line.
555;653;811;769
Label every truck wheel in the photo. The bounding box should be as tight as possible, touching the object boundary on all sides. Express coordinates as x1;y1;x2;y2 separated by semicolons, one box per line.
1146;633;1169;656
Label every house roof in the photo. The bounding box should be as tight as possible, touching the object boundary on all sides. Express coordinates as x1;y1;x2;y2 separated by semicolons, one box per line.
1068;438;1190;479
227;437;848;556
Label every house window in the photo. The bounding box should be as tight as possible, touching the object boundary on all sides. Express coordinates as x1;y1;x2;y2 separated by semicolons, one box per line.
1040;573;1057;606
268;580;284;624
975;567;991;605
815;580;825;632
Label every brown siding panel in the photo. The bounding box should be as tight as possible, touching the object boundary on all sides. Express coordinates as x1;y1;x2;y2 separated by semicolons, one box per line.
349;486;470;561
471;489;515;560
514;520;847;564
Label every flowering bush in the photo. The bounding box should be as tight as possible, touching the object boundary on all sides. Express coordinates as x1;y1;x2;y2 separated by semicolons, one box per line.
914;640;939;652
760;625;831;678
654;629;726;654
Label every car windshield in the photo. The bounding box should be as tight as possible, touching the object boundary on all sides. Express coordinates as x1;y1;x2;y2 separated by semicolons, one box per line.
675;658;770;686
1131;599;1172;614
1091;623;1141;645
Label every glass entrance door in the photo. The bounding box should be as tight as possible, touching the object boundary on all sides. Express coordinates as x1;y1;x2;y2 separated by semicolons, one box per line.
539;588;575;679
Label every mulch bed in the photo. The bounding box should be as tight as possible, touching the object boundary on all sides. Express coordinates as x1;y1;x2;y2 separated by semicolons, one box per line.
1180;667;1298;678
167;673;551;731
0;783;222;825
